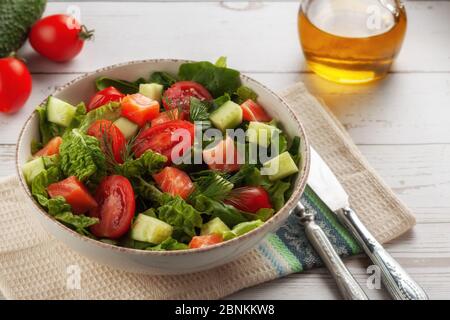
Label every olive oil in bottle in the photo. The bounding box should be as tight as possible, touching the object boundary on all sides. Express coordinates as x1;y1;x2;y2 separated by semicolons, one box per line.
298;0;407;84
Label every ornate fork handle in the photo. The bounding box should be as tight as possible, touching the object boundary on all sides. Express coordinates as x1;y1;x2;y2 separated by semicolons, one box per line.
335;207;428;300
293;203;368;300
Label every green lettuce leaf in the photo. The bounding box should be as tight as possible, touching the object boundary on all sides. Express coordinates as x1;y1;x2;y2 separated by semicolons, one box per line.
178;61;241;97
59;129;107;183
233;86;258;104
157;194;203;243
146;237;189;251
54;211;99;236
79;102;121;132
117;150;167;179
190;194;247;228
149;71;177;89
135;177;164;204
95;77;142;94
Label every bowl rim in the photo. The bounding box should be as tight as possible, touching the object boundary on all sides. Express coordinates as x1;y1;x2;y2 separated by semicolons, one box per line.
16;58;310;256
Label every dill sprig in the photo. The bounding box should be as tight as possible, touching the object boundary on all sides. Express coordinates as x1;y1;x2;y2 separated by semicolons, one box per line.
188;170;233;201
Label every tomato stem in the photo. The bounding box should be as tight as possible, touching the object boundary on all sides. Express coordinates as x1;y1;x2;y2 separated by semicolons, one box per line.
79;25;95;40
7;52;27;63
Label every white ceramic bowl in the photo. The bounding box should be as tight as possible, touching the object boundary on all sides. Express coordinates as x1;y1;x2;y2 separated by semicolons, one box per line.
16;59;310;275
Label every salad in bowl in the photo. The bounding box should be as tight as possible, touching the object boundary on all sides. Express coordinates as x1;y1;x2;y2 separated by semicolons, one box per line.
18;58;309;273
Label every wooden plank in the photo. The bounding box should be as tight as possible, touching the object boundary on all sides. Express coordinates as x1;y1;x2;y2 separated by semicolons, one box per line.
1;72;449;145
16;1;450;73
228;253;450;299
4;143;450;222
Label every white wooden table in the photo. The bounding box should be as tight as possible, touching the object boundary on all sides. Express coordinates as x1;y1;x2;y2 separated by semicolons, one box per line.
1;1;449;300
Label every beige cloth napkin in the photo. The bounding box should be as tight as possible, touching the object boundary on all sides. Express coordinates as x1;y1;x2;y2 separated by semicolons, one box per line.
0;82;415;300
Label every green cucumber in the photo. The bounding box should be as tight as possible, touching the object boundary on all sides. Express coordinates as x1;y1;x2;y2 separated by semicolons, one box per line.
0;0;47;57
139;83;163;101
22;157;45;184
46;96;77;127
209;101;242;131
113;117;139;140
222;220;264;240
131;214;173;244
262;151;298;181
246;121;280;148
231;220;264;237
200;217;230;236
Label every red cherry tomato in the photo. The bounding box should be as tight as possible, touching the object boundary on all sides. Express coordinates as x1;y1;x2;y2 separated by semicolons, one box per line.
121;93;160;126
202;136;241;172
153;167;194;200
34;136;63;157
240;99;272;122
189;234;223;249
29;14;93;62
0;57;32;113
89;175;135;239
133;120;195;163
87;120;126;164
48;176;98;214
224;187;272;213
151;109;183;127
87;86;124;112
162;81;212;116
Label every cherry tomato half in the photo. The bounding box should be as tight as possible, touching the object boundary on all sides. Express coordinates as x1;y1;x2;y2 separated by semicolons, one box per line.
34;136;63;157
189;234;223;249
87;86;124;112
121;93;160;127
0;57;32;113
133;120;195;163
30;14;93;62
202;136;241;172
162;81;212;116
240;99;272;122
224;186;272;213
89;175;135;239
87;120;126;164
151;109;184;127
48;176;98;214
153;167;194;200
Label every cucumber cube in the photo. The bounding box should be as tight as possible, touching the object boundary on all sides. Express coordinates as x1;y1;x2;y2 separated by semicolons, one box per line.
113;117;139;140
201;217;230;236
46;96;77;127
262;151;298;181
131;214;173;244
231;220;264;237
139;83;163;101
246;121;280;148
209;101;242;131
22;157;45;185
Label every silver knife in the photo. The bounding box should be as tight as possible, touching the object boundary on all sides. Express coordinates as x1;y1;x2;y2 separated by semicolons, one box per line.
307;147;428;300
293;202;368;300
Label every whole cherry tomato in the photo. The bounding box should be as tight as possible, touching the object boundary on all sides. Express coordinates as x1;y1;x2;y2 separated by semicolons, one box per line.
29;14;94;62
0;57;32;113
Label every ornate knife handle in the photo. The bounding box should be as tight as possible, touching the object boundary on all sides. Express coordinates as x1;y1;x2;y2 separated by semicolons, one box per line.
335;207;428;300
293;203;368;300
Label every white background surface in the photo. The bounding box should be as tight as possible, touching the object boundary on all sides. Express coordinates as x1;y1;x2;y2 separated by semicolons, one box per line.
0;1;449;299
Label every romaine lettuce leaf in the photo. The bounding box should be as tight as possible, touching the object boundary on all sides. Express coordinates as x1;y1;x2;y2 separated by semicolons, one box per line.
157;194;203;243
117;150;167;179
59;129;107;183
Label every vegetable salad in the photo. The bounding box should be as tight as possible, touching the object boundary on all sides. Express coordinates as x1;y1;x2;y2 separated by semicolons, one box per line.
23;58;301;250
